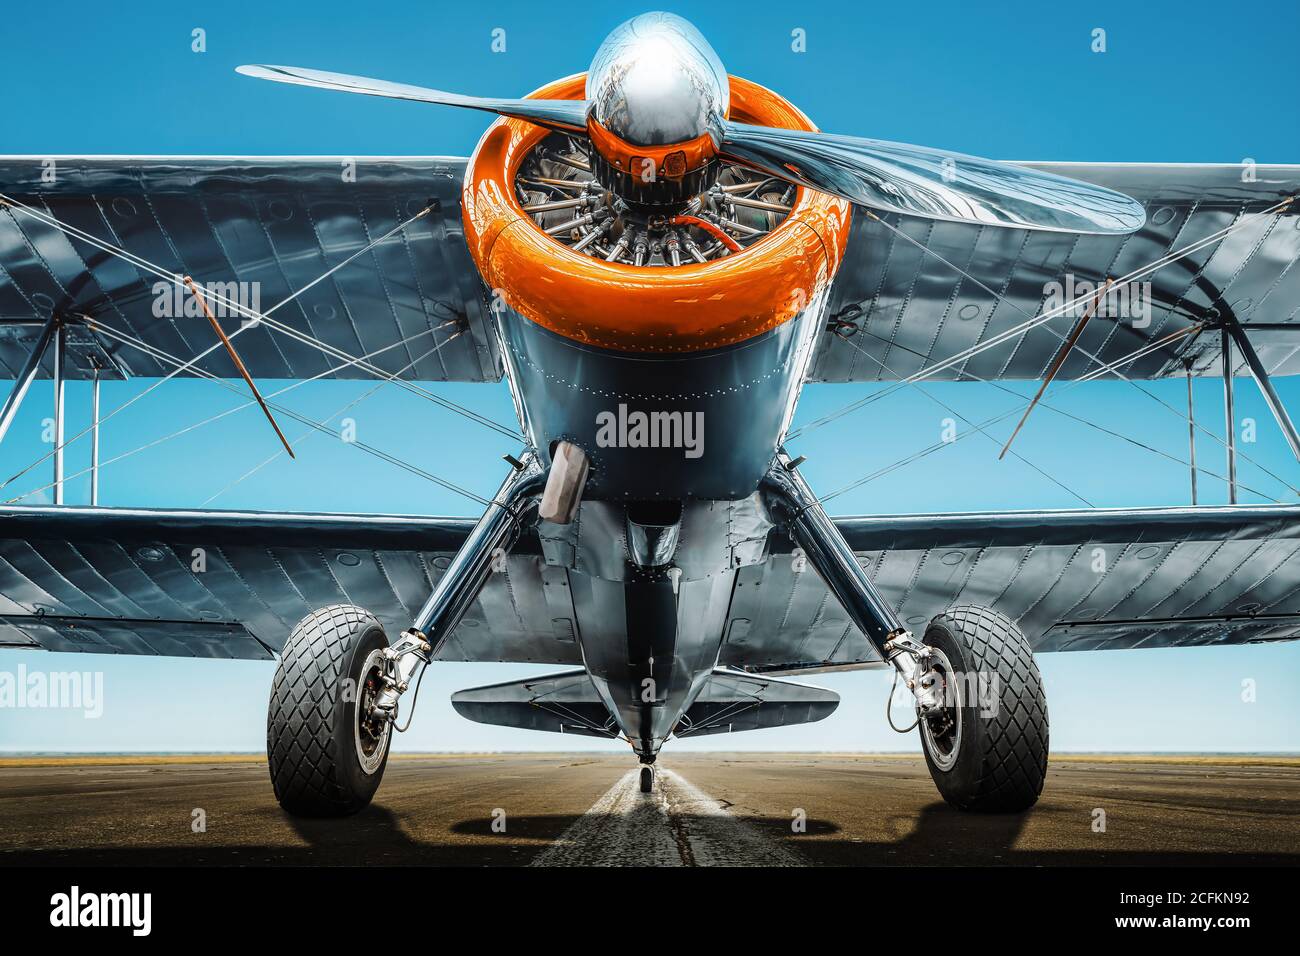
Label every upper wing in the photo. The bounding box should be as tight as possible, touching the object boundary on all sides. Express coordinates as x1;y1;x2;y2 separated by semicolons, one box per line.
0;156;500;383
720;503;1300;672
4;503;1297;665
810;164;1300;383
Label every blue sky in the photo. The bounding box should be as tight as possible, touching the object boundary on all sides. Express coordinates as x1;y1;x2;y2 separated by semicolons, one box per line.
1;0;1298;753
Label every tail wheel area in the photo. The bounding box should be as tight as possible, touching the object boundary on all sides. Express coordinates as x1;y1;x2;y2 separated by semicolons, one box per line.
268;605;393;817
639;766;654;793
917;605;1048;812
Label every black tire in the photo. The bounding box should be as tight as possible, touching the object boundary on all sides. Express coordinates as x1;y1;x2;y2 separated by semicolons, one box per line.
639;766;654;793
267;605;393;817
917;605;1048;812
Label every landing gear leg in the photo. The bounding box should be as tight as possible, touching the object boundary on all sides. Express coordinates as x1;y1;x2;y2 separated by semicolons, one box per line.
761;453;1049;812
369;455;547;723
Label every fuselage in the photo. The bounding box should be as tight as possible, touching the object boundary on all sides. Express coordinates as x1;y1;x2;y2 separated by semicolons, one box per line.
458;18;852;756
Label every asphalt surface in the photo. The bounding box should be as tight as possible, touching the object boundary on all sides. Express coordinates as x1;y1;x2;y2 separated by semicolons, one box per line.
1;754;1296;866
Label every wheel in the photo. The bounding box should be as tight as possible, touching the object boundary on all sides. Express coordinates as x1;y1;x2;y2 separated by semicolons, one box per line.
267;605;393;817
916;605;1048;812
639;766;654;793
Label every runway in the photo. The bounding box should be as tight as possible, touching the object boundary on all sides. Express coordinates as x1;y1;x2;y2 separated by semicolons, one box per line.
1;753;1297;866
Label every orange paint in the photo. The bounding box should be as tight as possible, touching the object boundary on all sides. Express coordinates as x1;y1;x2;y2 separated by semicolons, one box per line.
462;73;851;354
586;118;716;180
670;215;741;253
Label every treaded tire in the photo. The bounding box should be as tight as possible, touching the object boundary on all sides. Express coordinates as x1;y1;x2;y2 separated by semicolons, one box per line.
918;605;1048;812
268;605;392;817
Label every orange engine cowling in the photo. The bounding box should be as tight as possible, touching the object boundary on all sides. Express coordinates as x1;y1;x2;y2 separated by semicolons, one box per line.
461;73;851;355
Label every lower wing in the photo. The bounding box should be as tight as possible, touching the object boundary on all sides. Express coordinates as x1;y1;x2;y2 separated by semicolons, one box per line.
1;503;1296;664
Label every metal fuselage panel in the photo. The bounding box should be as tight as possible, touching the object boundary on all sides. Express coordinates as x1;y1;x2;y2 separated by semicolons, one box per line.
496;301;825;749
496;297;825;501
568;569;738;755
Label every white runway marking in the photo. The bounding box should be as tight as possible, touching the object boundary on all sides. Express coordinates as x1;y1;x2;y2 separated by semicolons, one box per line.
531;768;806;866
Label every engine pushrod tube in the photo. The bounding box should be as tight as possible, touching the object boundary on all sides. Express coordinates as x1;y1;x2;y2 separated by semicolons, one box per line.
760;456;908;662
410;458;546;648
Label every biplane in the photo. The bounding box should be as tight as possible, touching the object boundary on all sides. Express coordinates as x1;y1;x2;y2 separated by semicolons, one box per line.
1;12;1297;815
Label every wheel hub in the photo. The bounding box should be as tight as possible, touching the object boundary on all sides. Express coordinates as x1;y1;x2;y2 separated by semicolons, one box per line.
354;649;392;776
918;647;963;772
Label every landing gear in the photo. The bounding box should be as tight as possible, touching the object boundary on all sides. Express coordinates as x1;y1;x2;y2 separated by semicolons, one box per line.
639;765;654;793
761;455;1050;814
267;605;393;817
264;458;548;814
916;606;1048;812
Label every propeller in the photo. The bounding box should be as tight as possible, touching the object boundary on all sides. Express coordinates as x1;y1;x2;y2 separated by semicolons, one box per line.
716;122;1146;235
235;65;590;133
238;40;1144;236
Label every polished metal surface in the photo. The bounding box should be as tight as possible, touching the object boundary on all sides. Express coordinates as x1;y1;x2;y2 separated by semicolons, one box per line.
236;65;589;132
242;16;1149;235
745;503;1300;661
625;513;681;568
586;12;728;147
760;456;908;664
673;668;839;738
539;498;771;582
0;157;499;383
720;121;1145;235
451;669;618;738
411;458;546;645
454;663;839;741
811;163;1300;383
1;503;1298;665
569;569;735;755
497;301;826;500
0;504;567;664
3;160;1295;387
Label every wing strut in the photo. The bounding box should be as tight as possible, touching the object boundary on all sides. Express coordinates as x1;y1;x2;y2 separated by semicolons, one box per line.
998;279;1113;460
1222;329;1238;504
1220;314;1300;464
1185;360;1198;505
183;275;295;459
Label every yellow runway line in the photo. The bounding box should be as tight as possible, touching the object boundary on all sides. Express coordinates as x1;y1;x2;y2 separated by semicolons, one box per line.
0;752;1295;769
0;752;549;769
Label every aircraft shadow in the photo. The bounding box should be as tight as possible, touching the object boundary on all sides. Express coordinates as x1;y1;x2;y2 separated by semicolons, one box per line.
4;796;1296;866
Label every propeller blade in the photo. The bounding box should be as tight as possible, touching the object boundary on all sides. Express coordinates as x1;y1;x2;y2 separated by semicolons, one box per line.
236;65;590;132
718;121;1145;235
